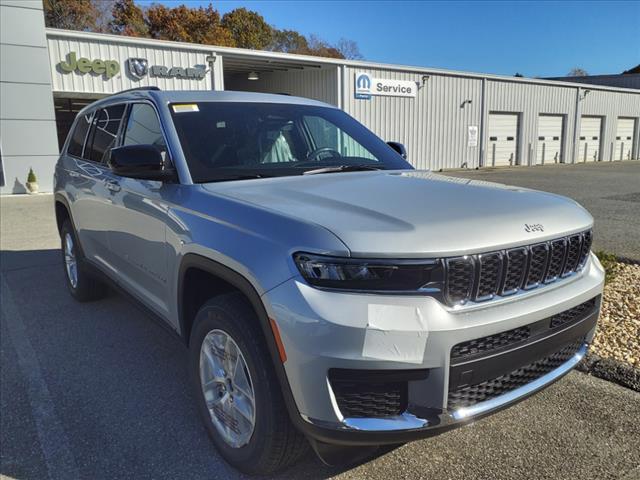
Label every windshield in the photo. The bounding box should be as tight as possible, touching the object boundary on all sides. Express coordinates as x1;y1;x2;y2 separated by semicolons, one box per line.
169;102;413;182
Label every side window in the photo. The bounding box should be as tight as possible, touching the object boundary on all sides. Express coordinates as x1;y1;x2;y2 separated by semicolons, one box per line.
123;104;167;155
85;104;125;163
67;112;93;157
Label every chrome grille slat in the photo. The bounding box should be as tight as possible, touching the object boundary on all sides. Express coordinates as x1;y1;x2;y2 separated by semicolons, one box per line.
443;229;592;306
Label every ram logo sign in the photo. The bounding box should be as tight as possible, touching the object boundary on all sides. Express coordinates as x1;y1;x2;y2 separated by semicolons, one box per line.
354;72;417;100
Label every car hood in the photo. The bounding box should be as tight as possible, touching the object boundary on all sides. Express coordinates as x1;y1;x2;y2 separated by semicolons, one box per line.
204;170;593;257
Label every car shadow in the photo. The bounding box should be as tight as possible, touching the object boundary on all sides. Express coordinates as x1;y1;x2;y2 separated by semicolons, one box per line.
0;249;394;479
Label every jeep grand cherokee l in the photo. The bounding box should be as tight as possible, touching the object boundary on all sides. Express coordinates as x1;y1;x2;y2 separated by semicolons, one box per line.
54;88;604;474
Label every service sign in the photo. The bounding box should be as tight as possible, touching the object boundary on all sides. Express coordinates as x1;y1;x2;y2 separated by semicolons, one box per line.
355;72;417;99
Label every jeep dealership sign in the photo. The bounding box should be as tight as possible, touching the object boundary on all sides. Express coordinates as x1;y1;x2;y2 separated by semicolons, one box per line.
58;52;205;81
355;72;417;99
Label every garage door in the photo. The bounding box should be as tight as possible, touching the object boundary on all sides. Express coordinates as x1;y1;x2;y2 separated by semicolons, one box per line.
578;116;602;162
536;115;563;165
615;118;635;161
488;113;519;166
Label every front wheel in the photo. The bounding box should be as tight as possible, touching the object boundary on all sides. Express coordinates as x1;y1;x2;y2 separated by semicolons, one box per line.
189;294;308;475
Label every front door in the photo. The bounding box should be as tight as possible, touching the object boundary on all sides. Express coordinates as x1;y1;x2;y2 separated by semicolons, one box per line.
103;103;172;318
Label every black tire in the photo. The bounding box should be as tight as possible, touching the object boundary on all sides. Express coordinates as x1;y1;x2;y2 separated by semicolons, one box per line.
60;219;107;302
189;293;308;475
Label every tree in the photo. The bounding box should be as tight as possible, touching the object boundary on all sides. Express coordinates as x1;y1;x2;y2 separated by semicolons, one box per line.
43;0;99;31
270;29;309;54
568;67;589;77
146;4;235;46
221;8;273;50
306;34;344;59
110;0;147;37
336;38;363;60
514;72;524;77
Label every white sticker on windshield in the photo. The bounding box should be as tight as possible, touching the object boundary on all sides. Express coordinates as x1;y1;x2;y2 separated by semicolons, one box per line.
172;104;199;113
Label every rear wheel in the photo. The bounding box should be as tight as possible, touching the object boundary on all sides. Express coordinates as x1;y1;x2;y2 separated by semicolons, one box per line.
60;219;107;302
189;294;308;475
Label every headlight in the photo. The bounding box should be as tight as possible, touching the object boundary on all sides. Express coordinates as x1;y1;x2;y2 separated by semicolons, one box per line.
293;253;444;292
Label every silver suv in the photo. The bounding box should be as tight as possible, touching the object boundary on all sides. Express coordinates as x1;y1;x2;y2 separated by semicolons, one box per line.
54;88;604;474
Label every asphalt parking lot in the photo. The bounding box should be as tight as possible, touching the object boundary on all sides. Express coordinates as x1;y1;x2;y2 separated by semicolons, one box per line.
2;193;640;480
445;161;640;261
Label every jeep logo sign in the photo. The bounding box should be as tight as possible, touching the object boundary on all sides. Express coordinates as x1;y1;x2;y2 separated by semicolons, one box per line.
355;72;417;99
59;52;120;79
59;52;206;81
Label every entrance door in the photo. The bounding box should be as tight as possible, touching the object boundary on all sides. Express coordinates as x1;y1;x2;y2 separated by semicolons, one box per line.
579;116;602;162
536;115;563;164
487;113;519;166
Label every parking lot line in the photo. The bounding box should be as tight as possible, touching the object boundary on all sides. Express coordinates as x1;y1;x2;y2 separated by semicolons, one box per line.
1;275;80;480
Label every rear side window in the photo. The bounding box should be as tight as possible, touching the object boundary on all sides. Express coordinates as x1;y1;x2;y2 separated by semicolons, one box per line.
123;104;167;153
67;113;93;157
85;104;125;163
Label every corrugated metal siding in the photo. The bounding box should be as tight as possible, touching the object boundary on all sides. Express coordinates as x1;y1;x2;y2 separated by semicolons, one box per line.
580;89;640;161
225;66;338;106
486;81;577;166
47;34;213;94
343;67;483;170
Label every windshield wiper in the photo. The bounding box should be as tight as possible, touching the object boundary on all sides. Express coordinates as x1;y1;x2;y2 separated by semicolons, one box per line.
303;164;384;175
203;173;272;183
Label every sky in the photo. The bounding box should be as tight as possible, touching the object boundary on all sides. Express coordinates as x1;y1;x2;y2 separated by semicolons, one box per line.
142;1;640;78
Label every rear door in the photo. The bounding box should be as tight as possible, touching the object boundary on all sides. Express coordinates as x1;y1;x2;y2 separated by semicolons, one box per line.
103;102;173;318
536;115;563;165
578;116;602;162
487;113;519;166
615;118;635;161
64;105;125;268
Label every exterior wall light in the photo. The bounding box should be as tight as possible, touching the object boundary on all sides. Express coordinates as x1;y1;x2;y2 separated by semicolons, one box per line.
248;71;259;81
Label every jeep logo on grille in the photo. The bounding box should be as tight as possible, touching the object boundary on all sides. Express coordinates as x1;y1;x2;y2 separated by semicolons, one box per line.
524;223;544;233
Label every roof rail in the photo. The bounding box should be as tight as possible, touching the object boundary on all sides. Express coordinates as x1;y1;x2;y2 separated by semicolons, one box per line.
115;86;161;95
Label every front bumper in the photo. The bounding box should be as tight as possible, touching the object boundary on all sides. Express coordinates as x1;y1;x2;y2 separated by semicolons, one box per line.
262;253;604;445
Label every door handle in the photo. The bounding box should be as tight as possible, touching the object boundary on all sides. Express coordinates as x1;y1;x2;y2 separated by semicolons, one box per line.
68;171;80;178
105;180;121;193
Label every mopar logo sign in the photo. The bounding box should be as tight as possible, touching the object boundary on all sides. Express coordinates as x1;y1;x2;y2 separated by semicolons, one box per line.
354;72;418;100
355;73;372;99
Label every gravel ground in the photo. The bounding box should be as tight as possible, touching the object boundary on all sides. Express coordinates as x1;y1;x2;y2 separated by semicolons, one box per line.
591;261;640;368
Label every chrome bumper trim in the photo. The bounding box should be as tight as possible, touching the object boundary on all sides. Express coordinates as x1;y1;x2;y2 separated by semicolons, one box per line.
323;342;588;433
450;342;588;420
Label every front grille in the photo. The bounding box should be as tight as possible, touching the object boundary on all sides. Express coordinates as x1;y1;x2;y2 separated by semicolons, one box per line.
451;326;531;360
550;297;597;329
451;297;598;362
444;229;592;306
331;381;406;418
447;338;585;410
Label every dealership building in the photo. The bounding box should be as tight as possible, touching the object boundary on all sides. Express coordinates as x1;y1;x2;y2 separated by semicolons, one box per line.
1;1;639;194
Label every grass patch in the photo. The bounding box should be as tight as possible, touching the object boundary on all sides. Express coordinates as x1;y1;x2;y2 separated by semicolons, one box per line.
594;250;618;282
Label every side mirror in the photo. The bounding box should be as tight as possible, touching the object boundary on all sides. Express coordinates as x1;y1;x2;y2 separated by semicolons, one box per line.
387;141;407;159
109;144;176;181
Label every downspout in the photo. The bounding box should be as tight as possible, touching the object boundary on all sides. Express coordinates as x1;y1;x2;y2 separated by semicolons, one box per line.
478;78;487;168
571;87;581;164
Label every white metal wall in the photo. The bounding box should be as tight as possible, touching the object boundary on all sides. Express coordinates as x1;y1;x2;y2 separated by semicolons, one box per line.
343;66;483;170
580;89;640;161
47;31;214;94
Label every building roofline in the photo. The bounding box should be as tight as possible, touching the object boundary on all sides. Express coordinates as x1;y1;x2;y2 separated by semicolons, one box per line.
45;28;640;95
